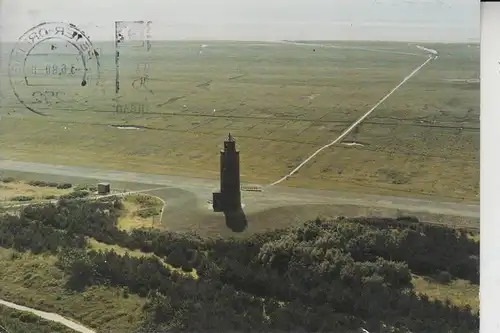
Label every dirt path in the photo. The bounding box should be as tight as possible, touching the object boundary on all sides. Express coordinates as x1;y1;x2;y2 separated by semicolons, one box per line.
0;299;96;333
268;55;435;187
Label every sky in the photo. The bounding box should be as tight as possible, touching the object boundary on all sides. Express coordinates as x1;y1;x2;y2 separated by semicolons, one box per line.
1;0;479;42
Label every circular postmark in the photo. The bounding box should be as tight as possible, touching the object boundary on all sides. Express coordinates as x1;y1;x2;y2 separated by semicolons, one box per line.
8;22;101;115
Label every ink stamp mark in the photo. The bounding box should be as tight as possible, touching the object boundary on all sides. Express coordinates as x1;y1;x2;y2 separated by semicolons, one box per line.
114;21;152;114
8;22;101;116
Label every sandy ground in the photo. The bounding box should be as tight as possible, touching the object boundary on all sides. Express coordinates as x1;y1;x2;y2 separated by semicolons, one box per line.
0;159;479;237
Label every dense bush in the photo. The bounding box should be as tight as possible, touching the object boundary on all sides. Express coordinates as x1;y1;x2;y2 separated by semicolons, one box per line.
0;176;15;183
59;190;90;200
10;195;35;202
27;180;55;187
74;184;97;192
27;180;73;189
136;207;161;218
0;213;86;254
345;217;479;283
0;199;480;332
127;194;161;207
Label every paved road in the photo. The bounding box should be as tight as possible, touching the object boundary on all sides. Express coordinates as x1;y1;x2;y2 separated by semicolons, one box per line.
0;160;479;218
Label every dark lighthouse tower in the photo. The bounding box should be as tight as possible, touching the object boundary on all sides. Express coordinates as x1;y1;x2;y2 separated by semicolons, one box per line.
212;133;241;212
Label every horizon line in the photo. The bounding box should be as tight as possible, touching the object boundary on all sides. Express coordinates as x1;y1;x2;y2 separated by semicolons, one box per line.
0;38;480;44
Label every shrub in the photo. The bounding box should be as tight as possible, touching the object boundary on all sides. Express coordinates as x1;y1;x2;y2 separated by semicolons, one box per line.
11;195;34;202
436;270;453;284
28;180;49;187
127;194;161;207
1;176;15;183
136;207;160;218
396;215;420;223
60;190;90;200
26;180;72;188
75;184;97;192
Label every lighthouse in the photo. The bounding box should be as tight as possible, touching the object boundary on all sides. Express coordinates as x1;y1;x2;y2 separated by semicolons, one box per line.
212;133;241;212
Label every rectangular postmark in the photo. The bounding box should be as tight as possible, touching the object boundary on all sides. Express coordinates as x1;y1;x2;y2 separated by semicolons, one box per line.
114;20;153;114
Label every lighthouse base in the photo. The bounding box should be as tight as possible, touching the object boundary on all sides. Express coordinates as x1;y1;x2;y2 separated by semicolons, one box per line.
212;192;241;212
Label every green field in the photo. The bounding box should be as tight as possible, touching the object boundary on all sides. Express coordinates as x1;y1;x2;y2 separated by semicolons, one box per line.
0;41;479;200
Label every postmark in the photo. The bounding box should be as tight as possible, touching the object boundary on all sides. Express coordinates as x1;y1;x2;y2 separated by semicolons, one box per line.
8;22;101;115
114;21;153;114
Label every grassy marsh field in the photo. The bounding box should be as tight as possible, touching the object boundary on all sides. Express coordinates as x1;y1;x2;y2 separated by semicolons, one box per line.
0;40;479;200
